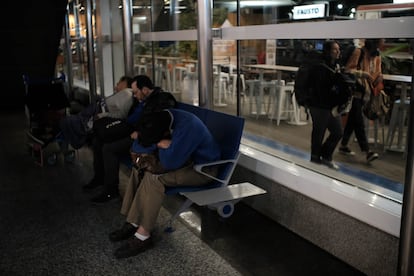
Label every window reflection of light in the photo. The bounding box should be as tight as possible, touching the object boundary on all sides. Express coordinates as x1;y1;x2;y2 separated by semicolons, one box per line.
132;5;151;9
241;1;279;7
369;194;378;206
179;211;202;233
394;0;414;3
287;165;299;176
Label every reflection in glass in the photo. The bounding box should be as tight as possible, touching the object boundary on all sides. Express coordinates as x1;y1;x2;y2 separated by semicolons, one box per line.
63;0;413;201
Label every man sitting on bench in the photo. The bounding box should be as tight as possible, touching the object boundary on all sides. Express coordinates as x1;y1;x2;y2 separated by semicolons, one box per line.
109;109;220;259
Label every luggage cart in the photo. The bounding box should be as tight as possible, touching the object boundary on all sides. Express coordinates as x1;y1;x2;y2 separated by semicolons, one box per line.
23;74;75;166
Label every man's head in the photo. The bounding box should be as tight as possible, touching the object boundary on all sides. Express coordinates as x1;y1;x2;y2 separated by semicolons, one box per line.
131;75;154;101
137;110;173;147
115;76;132;93
322;40;340;61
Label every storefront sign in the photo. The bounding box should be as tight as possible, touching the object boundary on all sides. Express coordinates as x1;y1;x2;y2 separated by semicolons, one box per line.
292;4;326;20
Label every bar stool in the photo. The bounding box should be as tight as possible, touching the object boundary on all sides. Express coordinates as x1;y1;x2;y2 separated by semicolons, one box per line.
270;80;290;124
252;80;277;118
271;81;307;126
213;71;229;106
244;79;259;115
175;65;187;92
182;64;198;105
385;98;410;153
135;64;147;75
228;73;246;104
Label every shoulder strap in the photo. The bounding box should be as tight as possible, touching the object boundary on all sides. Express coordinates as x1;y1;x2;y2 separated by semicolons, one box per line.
355;48;364;70
319;63;336;73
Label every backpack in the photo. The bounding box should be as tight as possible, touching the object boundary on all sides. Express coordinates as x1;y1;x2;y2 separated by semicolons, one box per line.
294;51;321;108
294;64;312;107
363;89;391;120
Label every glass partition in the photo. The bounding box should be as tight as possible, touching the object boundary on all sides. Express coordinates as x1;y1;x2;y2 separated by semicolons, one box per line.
64;0;413;203
132;1;412;203
66;0;101;96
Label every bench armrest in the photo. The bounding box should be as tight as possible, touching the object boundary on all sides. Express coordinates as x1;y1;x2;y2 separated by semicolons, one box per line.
193;158;238;185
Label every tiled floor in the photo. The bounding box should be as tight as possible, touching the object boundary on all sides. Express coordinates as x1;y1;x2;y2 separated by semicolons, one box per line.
0;110;365;275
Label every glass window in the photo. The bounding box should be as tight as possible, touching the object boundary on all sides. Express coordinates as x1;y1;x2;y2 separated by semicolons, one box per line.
64;0;413;203
66;0;101;96
132;0;197;32
68;0;90;88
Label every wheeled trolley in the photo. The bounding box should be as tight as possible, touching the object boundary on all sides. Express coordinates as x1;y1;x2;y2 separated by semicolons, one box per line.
23;74;74;166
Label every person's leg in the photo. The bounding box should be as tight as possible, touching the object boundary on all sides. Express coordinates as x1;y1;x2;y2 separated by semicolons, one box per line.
120;168;143;216
320;114;343;161
109;168;142;242
83;136;104;190
309;107;329;163
103;137;132;193
339;98;358;156
351;98;370;153
91;136;132;203
114;166;212;258
351;98;379;162
124;164;211;229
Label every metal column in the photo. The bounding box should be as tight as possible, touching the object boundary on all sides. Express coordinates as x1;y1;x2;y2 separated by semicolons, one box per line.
85;0;97;100
397;39;414;276
197;0;213;108
63;8;74;98
122;0;134;77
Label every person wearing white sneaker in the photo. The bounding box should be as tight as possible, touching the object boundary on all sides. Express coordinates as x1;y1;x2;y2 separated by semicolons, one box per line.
338;146;355;156
307;40;346;170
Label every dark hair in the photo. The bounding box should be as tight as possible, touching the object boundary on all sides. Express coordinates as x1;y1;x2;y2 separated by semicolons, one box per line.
364;39;380;50
132;75;154;90
119;76;133;88
322;40;338;56
137;110;173;146
364;39;382;57
322;40;339;63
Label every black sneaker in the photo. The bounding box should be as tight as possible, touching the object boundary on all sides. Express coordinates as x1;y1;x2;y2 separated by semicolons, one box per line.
91;191;119;204
339;146;355;156
82;178;103;191
114;236;154;259
109;223;137;242
366;152;379;163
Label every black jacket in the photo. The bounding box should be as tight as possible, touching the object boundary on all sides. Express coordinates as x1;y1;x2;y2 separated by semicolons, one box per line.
308;61;339;110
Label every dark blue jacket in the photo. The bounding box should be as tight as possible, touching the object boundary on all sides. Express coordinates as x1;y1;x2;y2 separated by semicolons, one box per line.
132;109;220;171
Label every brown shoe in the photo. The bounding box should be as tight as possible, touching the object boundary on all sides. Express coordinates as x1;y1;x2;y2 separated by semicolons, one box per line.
109;223;137;242
114;236;154;259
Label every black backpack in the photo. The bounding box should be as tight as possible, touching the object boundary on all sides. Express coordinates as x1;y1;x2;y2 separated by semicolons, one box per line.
294;51;321;108
294;65;312;107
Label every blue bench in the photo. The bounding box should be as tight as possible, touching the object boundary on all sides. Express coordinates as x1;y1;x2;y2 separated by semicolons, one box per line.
122;102;266;231
165;103;266;231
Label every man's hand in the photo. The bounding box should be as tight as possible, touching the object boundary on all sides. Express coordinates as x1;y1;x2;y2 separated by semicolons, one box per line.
157;139;171;149
130;131;138;140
